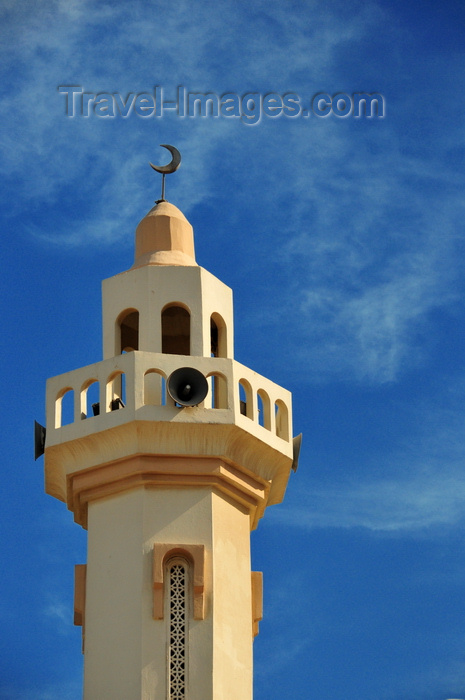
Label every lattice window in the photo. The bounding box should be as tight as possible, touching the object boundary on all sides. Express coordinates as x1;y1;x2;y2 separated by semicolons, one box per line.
167;560;188;699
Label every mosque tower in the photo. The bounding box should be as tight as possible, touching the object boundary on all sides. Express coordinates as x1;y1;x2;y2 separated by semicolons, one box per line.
38;149;299;700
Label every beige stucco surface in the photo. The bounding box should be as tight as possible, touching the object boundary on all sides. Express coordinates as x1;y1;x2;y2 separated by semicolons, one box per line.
84;487;252;700
44;351;293;515
133;200;196;268
102;264;234;360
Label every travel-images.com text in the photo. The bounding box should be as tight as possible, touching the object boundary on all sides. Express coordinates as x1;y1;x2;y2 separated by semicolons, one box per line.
58;86;385;124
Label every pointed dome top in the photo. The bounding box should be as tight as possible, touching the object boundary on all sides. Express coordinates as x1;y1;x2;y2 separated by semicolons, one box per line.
132;200;197;268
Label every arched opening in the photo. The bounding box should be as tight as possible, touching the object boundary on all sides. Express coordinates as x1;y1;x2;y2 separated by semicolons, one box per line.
55;387;74;428
238;379;253;419
275;399;289;440
162;304;190;355
207;372;228;409
165;556;190;700
106;371;126;412
210;313;227;358
81;379;99;419
118;309;139;354
257;389;271;430
144;369;167;406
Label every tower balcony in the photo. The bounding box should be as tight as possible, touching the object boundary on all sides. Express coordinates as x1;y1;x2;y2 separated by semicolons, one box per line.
44;351;293;523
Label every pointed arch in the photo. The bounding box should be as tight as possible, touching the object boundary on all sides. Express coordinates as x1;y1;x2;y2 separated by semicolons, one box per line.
162;303;191;355
153;544;205;621
238;379;253;419
106;371;126;412
80;378;99;419
257;389;271;430
166;556;189;700
144;369;167;406
55;387;74;428
210;312;227;358
275;399;289;440
117;308;139;354
207;371;228;409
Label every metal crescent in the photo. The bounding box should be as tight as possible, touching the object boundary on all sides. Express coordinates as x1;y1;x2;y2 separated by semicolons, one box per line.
149;144;181;174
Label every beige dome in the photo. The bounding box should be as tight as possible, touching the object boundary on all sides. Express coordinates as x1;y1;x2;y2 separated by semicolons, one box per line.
133;200;197;268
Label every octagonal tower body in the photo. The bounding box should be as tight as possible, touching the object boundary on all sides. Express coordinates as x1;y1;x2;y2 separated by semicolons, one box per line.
43;199;294;700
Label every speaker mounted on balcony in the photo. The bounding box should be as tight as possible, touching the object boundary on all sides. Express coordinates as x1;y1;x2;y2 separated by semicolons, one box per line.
167;367;208;407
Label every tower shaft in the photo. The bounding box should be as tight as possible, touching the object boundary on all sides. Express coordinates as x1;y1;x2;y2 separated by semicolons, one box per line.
83;486;253;700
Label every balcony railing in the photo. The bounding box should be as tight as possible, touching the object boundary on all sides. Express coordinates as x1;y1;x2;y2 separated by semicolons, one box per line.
46;351;292;451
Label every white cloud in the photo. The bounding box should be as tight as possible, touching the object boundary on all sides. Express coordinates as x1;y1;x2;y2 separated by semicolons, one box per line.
3;0;464;387
0;0;387;204
273;394;465;533
43;600;70;628
279;472;465;532
242;126;465;383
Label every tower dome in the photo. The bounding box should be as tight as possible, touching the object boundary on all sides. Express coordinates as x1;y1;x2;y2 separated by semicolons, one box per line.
133;200;196;268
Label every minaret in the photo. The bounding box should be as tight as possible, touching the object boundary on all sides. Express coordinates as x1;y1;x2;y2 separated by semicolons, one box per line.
41;157;297;700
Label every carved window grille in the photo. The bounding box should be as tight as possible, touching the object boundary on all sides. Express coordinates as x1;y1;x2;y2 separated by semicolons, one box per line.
167;559;188;699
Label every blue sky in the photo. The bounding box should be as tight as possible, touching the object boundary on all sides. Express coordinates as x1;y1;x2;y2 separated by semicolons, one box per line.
1;0;465;698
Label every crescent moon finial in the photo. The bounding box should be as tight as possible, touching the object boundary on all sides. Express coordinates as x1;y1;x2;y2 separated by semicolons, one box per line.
150;144;181;174
150;144;181;202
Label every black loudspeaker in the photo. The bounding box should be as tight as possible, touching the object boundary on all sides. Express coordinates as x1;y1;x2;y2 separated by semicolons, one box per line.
34;420;46;461
167;367;208;407
291;433;302;472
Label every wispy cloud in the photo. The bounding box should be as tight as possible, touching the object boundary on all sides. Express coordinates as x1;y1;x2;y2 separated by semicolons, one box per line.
273;391;465;533
240;125;465;383
0;1;388;219
279;472;465;533
43;600;71;629
273;421;465;535
3;0;464;388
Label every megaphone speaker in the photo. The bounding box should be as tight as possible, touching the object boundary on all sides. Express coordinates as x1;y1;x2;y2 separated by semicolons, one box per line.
291;433;302;472
34;420;46;460
167;367;208;407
